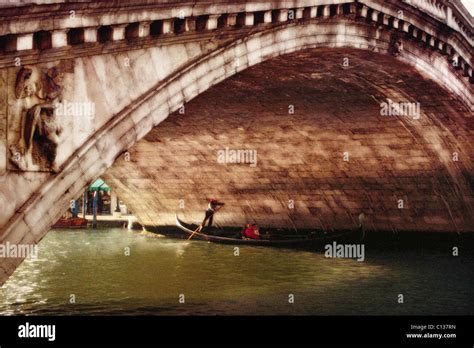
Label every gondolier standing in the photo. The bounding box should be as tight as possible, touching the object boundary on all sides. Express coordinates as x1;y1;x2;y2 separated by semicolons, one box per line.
202;198;225;228
187;199;225;240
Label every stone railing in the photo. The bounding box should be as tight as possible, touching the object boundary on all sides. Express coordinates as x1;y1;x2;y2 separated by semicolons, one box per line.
402;0;473;45
447;0;474;45
402;0;448;21
0;0;361;53
0;0;472;82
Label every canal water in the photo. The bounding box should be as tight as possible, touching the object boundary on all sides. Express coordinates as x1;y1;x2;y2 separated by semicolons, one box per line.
0;228;472;315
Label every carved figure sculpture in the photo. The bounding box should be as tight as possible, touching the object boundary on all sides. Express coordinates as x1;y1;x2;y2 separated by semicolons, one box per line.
389;33;403;57
10;66;63;172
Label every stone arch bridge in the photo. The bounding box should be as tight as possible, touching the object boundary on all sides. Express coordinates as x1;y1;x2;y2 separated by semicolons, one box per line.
0;0;472;285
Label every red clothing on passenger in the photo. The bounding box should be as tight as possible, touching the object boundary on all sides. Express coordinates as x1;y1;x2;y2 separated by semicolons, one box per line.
243;226;260;239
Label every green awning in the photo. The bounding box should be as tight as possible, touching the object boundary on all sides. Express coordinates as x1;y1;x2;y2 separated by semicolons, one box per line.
88;178;111;192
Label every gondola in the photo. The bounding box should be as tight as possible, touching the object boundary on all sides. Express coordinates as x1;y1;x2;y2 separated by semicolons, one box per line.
175;215;363;248
52;217;88;229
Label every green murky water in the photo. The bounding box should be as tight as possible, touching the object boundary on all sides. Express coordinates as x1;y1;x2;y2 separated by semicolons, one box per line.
0;228;472;315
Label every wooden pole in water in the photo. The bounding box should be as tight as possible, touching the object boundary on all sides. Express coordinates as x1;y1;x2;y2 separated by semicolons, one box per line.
82;191;87;219
72;200;78;218
92;191;98;229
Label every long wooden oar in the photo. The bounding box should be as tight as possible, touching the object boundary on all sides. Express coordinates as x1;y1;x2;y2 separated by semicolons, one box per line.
187;221;205;240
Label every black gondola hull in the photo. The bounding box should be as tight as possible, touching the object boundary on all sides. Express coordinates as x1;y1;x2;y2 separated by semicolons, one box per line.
175;215;363;248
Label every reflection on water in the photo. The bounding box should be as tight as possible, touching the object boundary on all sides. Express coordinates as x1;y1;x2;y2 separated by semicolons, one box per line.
0;228;472;315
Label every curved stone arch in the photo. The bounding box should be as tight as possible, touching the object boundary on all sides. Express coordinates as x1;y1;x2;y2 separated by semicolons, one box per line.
0;18;472;283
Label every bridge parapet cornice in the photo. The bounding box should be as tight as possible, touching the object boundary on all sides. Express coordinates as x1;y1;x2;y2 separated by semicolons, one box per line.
0;0;472;82
0;0;471;35
360;0;473;59
401;0;473;41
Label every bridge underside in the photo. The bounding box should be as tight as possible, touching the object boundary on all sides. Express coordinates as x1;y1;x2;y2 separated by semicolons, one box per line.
103;48;473;233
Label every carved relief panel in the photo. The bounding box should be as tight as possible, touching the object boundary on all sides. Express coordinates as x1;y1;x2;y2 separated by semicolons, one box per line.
7;60;74;172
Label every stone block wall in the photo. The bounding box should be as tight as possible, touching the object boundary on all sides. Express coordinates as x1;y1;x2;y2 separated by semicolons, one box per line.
103;48;473;233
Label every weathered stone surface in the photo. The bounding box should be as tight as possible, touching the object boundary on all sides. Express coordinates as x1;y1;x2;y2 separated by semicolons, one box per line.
0;69;6;175
0;215;28;245
103;48;473;233
0;3;472;285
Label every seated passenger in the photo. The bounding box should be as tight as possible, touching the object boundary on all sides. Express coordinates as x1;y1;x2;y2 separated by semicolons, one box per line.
242;224;260;240
241;224;250;239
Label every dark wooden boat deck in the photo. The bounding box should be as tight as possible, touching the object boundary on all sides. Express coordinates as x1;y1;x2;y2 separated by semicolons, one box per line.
175;215;363;248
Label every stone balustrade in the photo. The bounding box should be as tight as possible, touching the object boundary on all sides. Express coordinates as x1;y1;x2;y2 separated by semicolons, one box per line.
0;0;472;81
402;0;448;21
402;0;473;46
